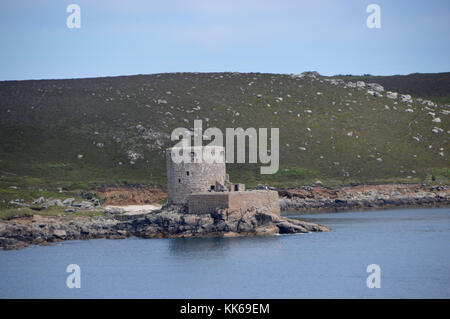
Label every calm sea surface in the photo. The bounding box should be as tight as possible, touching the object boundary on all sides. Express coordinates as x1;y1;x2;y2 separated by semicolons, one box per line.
0;208;449;298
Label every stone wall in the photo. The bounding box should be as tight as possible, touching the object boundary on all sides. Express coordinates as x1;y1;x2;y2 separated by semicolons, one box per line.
187;190;280;215
187;193;230;214
166;146;226;204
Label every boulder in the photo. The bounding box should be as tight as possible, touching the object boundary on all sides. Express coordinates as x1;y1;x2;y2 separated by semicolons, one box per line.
62;198;75;206
104;207;125;215
73;201;93;209
53;229;67;239
367;83;384;92
386;91;398;99
32;197;45;205
43;199;64;208
401;94;412;103
276;221;308;234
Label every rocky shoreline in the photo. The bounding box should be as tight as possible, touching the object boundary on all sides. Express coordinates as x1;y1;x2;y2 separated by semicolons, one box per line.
0;206;330;250
1;183;449;250
279;184;450;212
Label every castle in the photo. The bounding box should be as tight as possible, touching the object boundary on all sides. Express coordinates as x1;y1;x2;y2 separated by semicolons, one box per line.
166;145;280;215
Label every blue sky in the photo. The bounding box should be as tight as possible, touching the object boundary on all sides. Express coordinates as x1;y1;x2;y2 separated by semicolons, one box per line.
0;0;449;80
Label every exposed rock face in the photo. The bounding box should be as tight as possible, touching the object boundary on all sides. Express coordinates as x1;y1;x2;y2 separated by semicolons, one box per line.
279;184;450;212
367;83;384;92
27;197;101;211
0;206;330;250
386;91;398;99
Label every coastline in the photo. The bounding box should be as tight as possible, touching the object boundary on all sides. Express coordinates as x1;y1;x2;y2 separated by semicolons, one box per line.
0;206;330;250
1;183;449;251
278;184;450;213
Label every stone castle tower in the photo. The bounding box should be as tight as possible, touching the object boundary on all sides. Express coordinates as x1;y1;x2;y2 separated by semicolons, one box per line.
166;145;226;204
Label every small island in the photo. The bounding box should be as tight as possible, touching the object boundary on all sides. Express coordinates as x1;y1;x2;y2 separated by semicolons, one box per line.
0;146;330;250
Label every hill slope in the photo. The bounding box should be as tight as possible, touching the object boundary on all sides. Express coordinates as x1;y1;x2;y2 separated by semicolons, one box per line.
334;72;450;105
0;72;449;202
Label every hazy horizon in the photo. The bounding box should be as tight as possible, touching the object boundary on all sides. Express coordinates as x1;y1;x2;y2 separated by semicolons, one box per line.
1;70;450;83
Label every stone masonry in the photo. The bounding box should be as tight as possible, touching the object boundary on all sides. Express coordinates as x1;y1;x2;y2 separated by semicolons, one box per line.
166;145;280;215
187;190;281;215
166;145;226;204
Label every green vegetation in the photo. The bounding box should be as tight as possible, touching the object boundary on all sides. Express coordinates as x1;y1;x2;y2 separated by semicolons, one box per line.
258;167;319;188
0;71;448;206
159;198;168;206
0;206;105;220
429;168;450;183
0;207;34;220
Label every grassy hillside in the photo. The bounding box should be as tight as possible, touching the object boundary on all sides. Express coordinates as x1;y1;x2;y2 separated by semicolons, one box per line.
0;71;449;206
334;72;450;105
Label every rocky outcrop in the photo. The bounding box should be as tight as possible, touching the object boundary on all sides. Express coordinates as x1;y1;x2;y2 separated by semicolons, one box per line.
11;196;102;211
0;206;330;250
279;184;450;212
